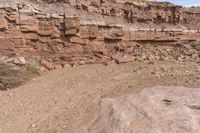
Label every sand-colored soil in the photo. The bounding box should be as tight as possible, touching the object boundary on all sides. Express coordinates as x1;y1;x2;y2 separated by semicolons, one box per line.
0;61;200;133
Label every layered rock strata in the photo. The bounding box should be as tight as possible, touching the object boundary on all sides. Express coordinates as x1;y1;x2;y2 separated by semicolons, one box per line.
0;0;200;68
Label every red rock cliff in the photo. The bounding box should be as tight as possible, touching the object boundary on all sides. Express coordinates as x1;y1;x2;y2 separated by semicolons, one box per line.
0;0;200;68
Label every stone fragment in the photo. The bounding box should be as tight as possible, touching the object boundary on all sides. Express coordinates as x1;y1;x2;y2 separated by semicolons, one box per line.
1;56;27;65
41;59;54;70
79;60;85;65
112;55;132;64
13;57;26;65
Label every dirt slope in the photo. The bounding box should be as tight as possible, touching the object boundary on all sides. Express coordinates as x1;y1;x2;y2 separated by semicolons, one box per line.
0;61;200;133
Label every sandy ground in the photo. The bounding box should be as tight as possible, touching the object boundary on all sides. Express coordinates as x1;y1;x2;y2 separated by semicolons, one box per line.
0;61;200;133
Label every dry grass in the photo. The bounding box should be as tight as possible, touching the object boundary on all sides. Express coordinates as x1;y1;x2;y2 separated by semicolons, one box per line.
0;63;40;91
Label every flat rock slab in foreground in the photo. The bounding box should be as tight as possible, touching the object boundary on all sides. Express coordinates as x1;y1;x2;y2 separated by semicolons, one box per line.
89;86;200;133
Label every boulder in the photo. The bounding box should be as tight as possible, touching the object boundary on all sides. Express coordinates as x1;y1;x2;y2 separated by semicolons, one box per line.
1;56;26;65
13;57;26;65
89;86;200;133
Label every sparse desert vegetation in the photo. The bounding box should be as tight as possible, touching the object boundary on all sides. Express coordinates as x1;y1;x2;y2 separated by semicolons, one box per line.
0;62;40;91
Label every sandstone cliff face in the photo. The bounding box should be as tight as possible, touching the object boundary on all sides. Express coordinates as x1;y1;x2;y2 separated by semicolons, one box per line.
0;0;200;68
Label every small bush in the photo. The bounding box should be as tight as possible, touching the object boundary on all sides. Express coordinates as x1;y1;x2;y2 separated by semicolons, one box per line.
0;60;40;91
26;59;40;75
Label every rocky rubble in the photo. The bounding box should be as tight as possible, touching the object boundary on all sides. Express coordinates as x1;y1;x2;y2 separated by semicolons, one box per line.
89;86;200;133
0;0;199;69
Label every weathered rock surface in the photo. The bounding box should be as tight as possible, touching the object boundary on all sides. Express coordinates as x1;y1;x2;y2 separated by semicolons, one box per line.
0;0;200;69
89;86;200;133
